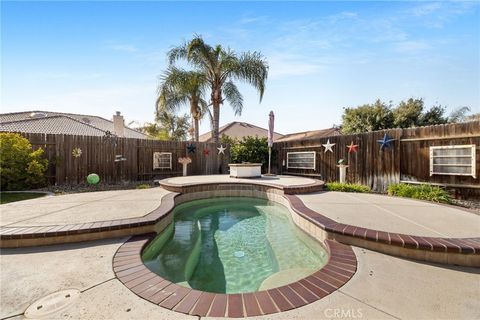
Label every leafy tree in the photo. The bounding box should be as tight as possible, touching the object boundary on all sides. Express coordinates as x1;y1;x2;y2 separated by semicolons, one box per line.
221;135;269;170
341;100;394;134
141;122;170;140
420;105;447;125
140;111;190;141
0;133;48;190
341;98;473;133
393;98;424;128
156;110;190;141
156;66;209;141
168;35;268;144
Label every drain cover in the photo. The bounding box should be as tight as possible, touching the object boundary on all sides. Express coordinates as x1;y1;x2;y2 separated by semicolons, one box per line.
24;289;80;319
234;250;245;258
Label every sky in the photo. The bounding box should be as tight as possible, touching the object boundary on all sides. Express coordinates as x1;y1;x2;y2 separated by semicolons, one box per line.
1;1;479;135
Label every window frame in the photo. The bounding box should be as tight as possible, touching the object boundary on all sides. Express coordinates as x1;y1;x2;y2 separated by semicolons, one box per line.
286;151;316;170
153;152;172;170
429;144;476;178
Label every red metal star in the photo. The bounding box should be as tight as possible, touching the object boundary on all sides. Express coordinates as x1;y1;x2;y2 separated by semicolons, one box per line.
347;141;359;153
203;148;210;156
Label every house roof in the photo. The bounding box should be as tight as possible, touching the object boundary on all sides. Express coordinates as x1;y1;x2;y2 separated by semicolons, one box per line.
0;110;149;139
198;121;284;142
276;127;341;142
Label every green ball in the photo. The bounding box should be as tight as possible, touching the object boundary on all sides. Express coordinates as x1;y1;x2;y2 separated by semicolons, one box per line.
87;173;100;185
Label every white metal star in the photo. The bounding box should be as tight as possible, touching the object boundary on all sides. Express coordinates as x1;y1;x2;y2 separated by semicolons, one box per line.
322;139;336;153
217;145;227;155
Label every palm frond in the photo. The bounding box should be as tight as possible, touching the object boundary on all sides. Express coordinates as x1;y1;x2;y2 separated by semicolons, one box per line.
231;51;269;102
223;81;243;116
167;41;188;65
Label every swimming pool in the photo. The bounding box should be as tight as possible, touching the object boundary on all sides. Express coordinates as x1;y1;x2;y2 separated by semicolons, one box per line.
142;197;328;294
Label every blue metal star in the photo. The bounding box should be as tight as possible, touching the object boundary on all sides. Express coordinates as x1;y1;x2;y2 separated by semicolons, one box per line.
186;143;196;154
377;134;395;151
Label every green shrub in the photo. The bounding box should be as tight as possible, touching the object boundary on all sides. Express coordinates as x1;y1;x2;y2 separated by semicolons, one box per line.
136;184;151;189
221;135;272;170
0;133;48;190
326;182;371;193
387;183;451;203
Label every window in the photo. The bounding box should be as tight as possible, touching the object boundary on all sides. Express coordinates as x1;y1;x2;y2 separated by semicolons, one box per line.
287;151;316;170
429;145;476;178
153;152;172;170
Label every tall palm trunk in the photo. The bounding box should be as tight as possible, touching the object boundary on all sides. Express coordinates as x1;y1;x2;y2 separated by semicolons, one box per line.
212;87;222;144
194;116;199;141
190;99;200;142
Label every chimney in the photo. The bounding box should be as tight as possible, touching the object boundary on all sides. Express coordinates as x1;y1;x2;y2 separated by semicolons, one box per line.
112;111;125;137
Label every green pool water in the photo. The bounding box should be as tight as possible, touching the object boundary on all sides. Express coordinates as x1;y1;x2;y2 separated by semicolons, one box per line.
142;197;328;294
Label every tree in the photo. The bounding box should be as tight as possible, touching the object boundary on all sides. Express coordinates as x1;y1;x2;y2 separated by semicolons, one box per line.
168;35;269;144
141;122;170;140
140;111;190;141
156;66;209;141
0;133;48;190
340;98;469;133
156;110;190;141
341;100;394;134
420;105;447;125
393;98;424;128
448;106;471;123
221;135;270;171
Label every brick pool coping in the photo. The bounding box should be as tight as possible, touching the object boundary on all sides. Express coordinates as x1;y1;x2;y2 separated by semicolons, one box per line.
0;180;323;247
285;194;480;255
113;234;357;318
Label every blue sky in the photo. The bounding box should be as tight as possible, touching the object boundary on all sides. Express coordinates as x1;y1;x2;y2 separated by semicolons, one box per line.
2;1;479;135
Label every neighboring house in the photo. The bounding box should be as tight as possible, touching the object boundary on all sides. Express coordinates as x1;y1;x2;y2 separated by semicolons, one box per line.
198;121;284;142
275;127;341;142
0;110;149;139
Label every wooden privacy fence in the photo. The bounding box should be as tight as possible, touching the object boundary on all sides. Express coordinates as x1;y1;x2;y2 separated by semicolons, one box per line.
273;121;480;196
17;133;230;185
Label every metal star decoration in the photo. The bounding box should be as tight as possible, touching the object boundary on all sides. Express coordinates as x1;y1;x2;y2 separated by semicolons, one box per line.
346;141;359;153
186;143;196;154
322;139;335;153
377;134;395;151
203;148;210;156
217;145;226;155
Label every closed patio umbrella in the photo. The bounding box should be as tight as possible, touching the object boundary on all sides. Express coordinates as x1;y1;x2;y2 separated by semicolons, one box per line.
267;111;274;175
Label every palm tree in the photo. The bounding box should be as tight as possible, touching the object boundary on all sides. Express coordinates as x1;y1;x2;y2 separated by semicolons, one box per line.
168;35;268;144
156;110;190;141
156;66;209;141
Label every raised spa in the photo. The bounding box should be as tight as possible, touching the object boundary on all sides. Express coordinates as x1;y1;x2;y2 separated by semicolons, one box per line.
142;197;328;294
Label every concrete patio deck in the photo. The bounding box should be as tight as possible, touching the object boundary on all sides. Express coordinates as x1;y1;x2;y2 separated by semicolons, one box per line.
0;188;170;227
161;174;318;188
1;175;479;318
1;238;478;319
298;191;480;238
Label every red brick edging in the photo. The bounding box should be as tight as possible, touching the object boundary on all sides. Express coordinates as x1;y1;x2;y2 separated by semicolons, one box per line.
284;194;480;255
113;234;357;318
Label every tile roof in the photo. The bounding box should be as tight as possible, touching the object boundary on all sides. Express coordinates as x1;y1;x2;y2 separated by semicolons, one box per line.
0;111;149;139
198;121;284;142
276;127;341;142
